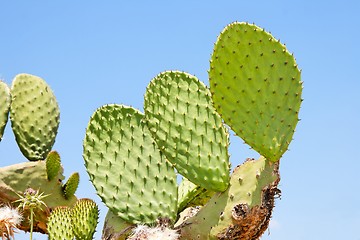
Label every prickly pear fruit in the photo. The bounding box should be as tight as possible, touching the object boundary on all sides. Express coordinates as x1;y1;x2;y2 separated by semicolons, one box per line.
102;209;134;240
10;73;60;161
45;151;61;181
72;198;99;240
62;172;80;200
144;71;230;191
176;157;279;240
0;80;10;141
48;206;74;240
209;22;302;161
83;104;178;224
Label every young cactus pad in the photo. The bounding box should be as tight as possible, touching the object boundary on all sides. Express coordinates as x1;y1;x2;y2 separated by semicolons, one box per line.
144;71;230;192
48;206;74;240
71;198;99;240
0;81;10;141
209;22;302;161
83;104;178;224
10;74;60;161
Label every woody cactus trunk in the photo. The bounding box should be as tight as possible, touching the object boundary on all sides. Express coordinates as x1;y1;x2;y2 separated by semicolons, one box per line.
83;22;302;240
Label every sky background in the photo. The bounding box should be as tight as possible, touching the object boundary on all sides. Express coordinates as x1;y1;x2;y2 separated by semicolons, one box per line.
0;1;359;239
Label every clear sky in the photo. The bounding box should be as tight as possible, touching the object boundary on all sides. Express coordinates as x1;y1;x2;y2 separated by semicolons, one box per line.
0;1;359;239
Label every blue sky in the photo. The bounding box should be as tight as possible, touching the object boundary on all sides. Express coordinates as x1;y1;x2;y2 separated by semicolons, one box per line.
1;1;359;239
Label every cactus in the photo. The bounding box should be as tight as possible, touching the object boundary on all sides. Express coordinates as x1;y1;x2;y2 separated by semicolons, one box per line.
177;177;215;213
71;198;99;240
0;80;10;141
45;150;62;181
10;74;60;161
209;22;302;161
63;172;80;200
0;158;78;233
83;104;178;224
48;206;74;240
144;71;230;192
176;157;279;239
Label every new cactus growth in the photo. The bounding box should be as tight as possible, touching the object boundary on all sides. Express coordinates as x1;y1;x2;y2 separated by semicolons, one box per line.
48;206;74;240
63;172;80;200
209;22;302;161
10;74;60;161
46;151;62;181
72;198;99;240
0;80;10;141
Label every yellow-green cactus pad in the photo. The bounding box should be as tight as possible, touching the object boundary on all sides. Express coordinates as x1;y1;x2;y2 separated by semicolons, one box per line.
209;22;302;161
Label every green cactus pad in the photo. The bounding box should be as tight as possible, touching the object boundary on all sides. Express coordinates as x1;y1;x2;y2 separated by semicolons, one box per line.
10;73;60;161
48;206;74;240
83;104;178;224
63;172;80;200
72;198;99;240
46;150;62;181
209;22;302;161
176;157;279;239
102;209;134;240
144;71;230;191
177;177;215;213
0;81;10;141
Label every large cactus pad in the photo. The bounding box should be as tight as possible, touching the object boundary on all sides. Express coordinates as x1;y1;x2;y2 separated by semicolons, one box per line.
209;22;302;161
10;74;60;160
144;71;230;191
83;104;178;224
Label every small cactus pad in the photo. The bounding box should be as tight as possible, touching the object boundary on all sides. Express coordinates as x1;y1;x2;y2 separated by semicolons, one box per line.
177;157;279;239
209;22;302;161
62;172;80;199
0;81;10;141
46;150;62;181
144;71;230;191
83;104;178;224
48;206;74;240
10;74;60;161
72;198;99;240
177;177;215;213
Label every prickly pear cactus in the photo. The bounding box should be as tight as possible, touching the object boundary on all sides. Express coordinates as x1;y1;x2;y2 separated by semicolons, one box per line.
0;153;77;233
144;71;230;192
72;198;99;240
45;151;61;181
10;73;60;161
0;80;10;141
48;206;74;240
83;104;178;224
63;172;80;200
209;22;302;161
176;157;279;239
177;177;215;213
